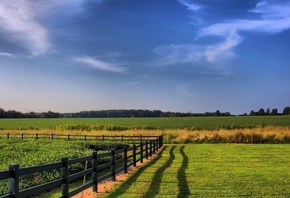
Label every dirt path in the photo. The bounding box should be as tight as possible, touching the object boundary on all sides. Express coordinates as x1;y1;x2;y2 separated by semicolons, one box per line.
72;147;163;198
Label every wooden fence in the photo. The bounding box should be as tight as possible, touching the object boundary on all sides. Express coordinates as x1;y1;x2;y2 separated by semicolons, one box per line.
1;133;163;145
0;135;163;198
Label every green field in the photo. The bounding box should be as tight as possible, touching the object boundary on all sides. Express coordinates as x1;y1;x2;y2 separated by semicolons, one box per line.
106;144;290;197
0;139;126;196
0;116;290;130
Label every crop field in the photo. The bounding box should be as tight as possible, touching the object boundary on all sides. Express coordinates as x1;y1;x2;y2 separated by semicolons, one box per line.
0;116;290;131
106;144;290;197
0;139;127;196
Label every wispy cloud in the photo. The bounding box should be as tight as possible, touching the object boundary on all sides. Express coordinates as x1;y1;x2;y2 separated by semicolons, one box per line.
0;0;102;56
177;84;196;97
0;1;50;56
204;31;243;63
177;0;202;11
197;0;290;61
158;0;290;66
177;0;203;26
154;44;205;65
0;52;17;58
73;56;126;73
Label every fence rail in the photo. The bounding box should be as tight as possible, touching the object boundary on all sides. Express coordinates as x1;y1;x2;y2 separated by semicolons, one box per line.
0;135;163;198
0;133;163;145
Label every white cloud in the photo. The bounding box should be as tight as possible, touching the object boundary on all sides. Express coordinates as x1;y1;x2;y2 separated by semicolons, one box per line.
177;0;203;26
250;1;290;19
0;52;17;58
154;38;241;66
177;0;202;11
154;44;205;65
0;0;50;56
73;56;126;73
0;0;100;56
160;0;290;66
177;84;196;97
205;31;243;63
197;0;290;62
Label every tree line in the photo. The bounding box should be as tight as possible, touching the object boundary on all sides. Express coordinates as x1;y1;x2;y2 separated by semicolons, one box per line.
0;107;289;119
247;107;290;116
0;108;230;118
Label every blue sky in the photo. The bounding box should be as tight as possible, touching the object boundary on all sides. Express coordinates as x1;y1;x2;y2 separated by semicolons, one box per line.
0;0;289;114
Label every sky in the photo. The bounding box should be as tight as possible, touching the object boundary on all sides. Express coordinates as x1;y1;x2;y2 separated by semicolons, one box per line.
0;0;290;115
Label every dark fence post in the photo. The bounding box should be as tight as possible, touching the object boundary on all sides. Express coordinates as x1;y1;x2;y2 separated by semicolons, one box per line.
140;142;143;163
51;133;54;140
153;140;156;154
67;134;70;141
133;144;137;167
61;157;69;197
124;146;128;173
156;138;159;151
140;135;143;145
121;135;123;142
150;140;153;157
7;133;9;140
145;141;148;159
84;135;87;141
92;151;98;192
111;149;116;181
36;133;38;140
8;164;19;198
102;135;105;142
21;133;24;140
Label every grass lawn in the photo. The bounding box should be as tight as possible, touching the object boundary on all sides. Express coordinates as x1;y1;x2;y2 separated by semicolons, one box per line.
105;144;290;197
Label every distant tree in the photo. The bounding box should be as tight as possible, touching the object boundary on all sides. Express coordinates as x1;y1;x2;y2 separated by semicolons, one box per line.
0;108;5;118
258;108;265;116
250;110;256;116
271;108;278;115
25;111;38;118
215;110;221;116
265;108;270;115
6;110;23;118
283;106;290;115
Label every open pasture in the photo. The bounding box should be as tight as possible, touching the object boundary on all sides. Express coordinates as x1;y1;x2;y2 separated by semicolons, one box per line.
106;144;290;197
0;116;290;131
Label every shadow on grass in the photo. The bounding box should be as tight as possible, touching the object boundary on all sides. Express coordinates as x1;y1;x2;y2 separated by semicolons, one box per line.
105;146;174;198
177;146;190;198
141;146;176;198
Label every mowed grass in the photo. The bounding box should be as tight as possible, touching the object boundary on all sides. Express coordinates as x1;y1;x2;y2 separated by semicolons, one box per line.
105;144;290;197
0;116;290;130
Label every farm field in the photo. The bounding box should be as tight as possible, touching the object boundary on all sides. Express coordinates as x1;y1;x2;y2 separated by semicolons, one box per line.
106;144;290;197
0;139;127;196
0;116;290;131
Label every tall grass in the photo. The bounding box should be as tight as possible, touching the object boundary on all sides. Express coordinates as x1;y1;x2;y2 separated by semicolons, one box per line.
1;126;290;144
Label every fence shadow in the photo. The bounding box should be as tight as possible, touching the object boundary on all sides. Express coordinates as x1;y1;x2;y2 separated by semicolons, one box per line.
105;146;170;198
178;146;190;197
141;146;176;198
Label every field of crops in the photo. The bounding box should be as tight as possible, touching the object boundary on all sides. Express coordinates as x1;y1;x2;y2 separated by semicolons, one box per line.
106;144;290;197
0;116;290;131
0;139;127;196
